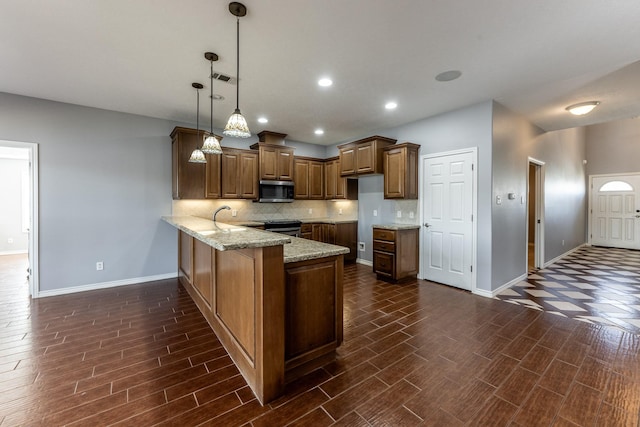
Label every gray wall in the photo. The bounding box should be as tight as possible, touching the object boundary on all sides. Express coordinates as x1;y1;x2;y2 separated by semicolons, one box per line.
492;103;587;290
585;117;640;176
0;92;178;292
0;157;29;253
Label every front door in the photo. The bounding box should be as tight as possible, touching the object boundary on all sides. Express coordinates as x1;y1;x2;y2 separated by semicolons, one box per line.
591;173;640;250
422;150;474;290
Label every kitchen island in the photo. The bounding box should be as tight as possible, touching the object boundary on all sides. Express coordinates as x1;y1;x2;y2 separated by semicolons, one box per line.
162;216;348;404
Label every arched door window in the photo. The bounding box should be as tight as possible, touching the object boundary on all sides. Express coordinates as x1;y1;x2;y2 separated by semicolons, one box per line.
599;180;633;192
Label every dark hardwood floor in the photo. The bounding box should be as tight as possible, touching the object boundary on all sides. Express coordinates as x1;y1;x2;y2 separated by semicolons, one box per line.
1;254;639;426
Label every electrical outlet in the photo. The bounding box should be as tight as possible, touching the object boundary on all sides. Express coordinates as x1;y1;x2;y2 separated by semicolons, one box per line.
358;242;365;251
373;210;378;217
308;208;313;214
496;195;502;205
562;240;565;246
231;209;238;217
338;208;343;215
397;211;402;218
7;238;13;244
96;261;104;271
409;212;414;219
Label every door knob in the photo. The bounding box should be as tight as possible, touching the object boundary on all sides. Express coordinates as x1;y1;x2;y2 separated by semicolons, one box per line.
424;223;431;228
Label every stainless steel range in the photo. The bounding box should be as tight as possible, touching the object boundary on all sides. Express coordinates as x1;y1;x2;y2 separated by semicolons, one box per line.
263;219;302;237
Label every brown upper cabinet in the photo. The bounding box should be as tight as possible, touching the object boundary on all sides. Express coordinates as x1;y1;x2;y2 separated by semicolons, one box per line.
383;143;420;199
171;127;223;200
324;157;358;200
338;136;397;176
251;131;294;181
220;148;259;199
294;157;324;199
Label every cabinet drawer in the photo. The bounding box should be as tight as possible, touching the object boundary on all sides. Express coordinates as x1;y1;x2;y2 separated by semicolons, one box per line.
300;223;312;233
373;228;396;242
373;251;394;276
373;240;395;253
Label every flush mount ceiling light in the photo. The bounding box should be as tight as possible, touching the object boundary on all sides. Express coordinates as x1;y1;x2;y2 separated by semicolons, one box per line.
188;83;207;163
257;117;268;124
201;52;223;155
314;129;324;135
223;2;251;138
566;101;600;115
318;78;333;87
435;70;462;82
385;101;398;110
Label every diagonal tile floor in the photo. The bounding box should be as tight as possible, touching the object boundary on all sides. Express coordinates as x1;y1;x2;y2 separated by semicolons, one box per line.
496;246;640;334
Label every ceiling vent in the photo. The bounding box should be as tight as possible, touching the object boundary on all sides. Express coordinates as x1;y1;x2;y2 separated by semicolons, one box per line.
212;72;237;85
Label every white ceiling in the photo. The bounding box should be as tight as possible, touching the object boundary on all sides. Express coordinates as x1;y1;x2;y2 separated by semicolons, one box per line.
2;0;640;145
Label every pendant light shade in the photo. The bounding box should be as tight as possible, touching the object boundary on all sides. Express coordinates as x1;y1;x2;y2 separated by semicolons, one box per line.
188;83;207;164
224;2;251;138
202;52;223;154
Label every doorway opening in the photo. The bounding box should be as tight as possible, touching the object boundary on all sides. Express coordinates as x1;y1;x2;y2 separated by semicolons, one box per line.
0;141;39;297
527;158;544;271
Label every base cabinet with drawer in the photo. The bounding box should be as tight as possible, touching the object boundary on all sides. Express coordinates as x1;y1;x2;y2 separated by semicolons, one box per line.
373;226;419;282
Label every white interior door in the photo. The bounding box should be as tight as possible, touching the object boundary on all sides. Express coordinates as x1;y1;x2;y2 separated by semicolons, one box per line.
591;174;640;250
422;151;474;290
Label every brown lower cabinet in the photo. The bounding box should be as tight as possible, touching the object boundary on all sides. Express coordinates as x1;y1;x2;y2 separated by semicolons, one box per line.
177;230;343;403
373;226;419;282
300;221;357;263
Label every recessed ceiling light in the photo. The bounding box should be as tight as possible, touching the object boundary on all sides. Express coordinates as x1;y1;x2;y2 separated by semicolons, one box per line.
314;129;324;135
435;70;462;82
385;101;398;110
257;117;268;124
566;101;600;115
318;78;333;87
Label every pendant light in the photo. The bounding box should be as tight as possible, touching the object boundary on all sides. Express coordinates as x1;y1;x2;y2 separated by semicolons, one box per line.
188;83;207;163
223;2;251;138
201;52;223;154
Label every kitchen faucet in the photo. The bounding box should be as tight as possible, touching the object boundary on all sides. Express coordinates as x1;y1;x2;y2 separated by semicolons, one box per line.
213;205;231;222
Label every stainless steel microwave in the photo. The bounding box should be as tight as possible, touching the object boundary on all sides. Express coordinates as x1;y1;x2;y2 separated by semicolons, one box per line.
258;180;295;203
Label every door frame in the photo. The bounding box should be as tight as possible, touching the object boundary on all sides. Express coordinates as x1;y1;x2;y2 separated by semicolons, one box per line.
588;171;640;247
527;158;545;270
0;140;39;297
418;147;477;293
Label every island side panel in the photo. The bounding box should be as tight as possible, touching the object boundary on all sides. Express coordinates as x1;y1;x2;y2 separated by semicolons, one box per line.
214;245;285;405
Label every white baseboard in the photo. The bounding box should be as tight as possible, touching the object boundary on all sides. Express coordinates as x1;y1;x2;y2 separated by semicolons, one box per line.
543;244;586;268
356;258;373;267
476;273;528;299
34;272;178;299
0;250;28;256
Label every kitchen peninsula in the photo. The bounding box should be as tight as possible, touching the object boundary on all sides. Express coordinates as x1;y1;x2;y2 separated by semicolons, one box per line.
162;216;348;404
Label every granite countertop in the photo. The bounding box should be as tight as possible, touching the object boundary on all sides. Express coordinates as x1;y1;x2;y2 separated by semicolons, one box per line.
300;218;358;224
162;216;289;251
373;223;421;230
163;216;349;262
283;236;349;263
224;220;265;227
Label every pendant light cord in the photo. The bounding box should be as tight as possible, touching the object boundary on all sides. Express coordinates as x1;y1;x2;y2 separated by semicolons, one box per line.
236;16;240;111
196;88;200;138
210;60;214;133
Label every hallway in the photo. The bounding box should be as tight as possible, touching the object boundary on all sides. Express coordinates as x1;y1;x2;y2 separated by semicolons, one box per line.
0;254;639;425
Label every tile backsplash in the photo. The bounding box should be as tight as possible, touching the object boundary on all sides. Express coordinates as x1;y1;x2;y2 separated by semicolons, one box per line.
172;199;358;222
